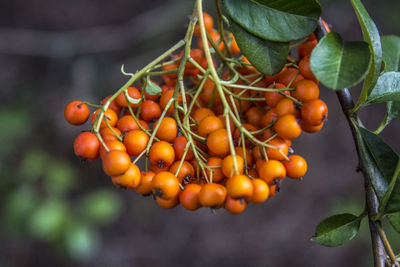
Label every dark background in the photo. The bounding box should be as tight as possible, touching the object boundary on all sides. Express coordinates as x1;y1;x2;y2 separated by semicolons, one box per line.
0;0;399;266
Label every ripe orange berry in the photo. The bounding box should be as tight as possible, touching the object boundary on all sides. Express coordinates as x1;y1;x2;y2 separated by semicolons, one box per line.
283;155;308;179
100;127;122;142
207;129;230;156
245;106;264;127
192;107;215;126
298;57;318;82
248;178;269;204
229;35;241;56
149;141;175;168
140;100;161;122
116;87;141;108
101;96;121;117
179;183;202;211
154;117;178;142
102;150;131;177
198;115;224;137
298;42;316;58
100;140;126;158
162;62;178;79
258;160;286;185
260;108;279;127
234;147;252;167
198;183;227;208
173;136;194;161
301;121;324;133
266;137;290;161
205;157;224;182
159;89;182;115
151;171;180;199
194;12;214;36
264;83;290;108
156;195;179;209
273;114;302;140
116;115;149;133
301;99;328;126
111;163;141;189
123;130;149;157
136;171;155;195
224;196;247;214
169;161;195;184
91;108;118;129
275;98;300;117
226;174;253;200
278;68;304;86
222;155;244;178
64;100;90;125
73;132;100;160
292;79;319;102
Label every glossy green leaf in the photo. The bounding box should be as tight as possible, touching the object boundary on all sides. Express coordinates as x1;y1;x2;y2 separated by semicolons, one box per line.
355;125;400;214
387;212;400;233
144;79;162;96
80;190;122;225
124;90;141;105
224;0;321;42
381;35;400;72
350;0;382;108
310;32;371;90
230;20;289;75
311;213;361;247
366;72;400;104
379;36;400;130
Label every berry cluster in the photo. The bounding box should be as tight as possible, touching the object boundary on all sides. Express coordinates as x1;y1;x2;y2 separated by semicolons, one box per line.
64;12;327;214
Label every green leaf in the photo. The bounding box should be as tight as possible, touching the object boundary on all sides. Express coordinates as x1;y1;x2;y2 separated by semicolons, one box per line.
144;79;162;96
387;101;400;123
28;200;69;241
355;125;400;214
366;72;400;104
381;35;400;72
310;32;371;90
350;0;382;108
311;213;361;247
80;190;122;225
224;0;321;42
387;212;400;233
230;20;289;75
45;161;77;195
124;90;141;105
65;222;99;261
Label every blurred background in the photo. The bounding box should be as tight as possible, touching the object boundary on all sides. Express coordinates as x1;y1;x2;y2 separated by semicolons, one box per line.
0;0;399;266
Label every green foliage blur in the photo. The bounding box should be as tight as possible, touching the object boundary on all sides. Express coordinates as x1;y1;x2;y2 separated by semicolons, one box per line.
0;99;122;262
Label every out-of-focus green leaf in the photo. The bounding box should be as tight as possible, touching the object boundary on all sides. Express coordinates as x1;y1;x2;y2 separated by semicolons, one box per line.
45;160;77;195
2;186;37;232
310;32;371;90
366;72;400;104
80;190;122;225
28;200;69;241
65;221;99;261
387;212;400;233
311;213;362;247
224;0;321;42
19;149;49;181
230;20;289;75
350;0;382;109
